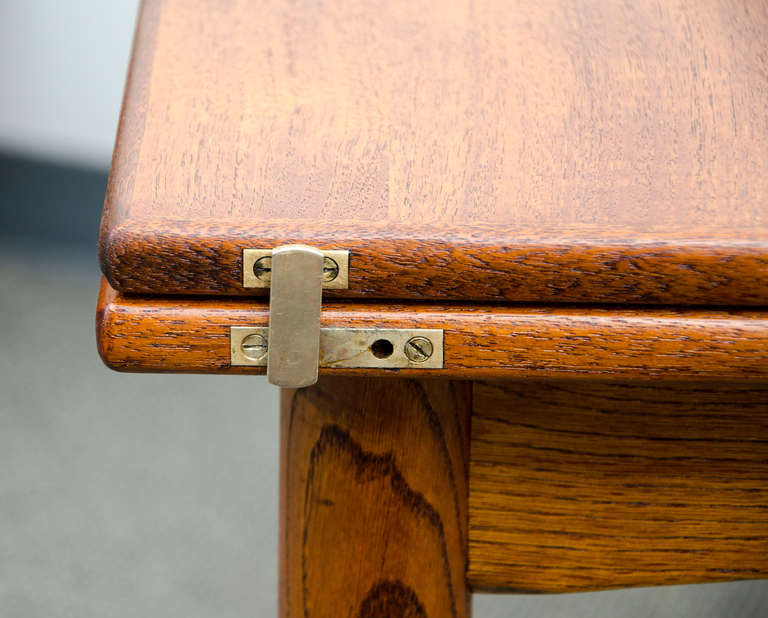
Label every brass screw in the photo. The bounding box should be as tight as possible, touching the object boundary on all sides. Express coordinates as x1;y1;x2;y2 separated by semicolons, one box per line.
323;256;340;282
253;256;272;282
241;333;268;361
404;336;433;362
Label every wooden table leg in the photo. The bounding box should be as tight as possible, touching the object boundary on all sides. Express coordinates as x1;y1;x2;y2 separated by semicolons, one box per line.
279;377;472;617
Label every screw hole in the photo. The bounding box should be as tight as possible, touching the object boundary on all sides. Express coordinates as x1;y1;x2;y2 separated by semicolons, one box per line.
370;339;394;359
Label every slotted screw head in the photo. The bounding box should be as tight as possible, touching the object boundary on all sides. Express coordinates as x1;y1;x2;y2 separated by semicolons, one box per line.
241;333;268;361
252;256;272;282
322;256;340;282
404;336;433;362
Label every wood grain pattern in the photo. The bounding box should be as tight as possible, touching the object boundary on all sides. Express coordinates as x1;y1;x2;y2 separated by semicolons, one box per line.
97;278;768;380
469;380;768;592
99;0;768;305
280;377;471;616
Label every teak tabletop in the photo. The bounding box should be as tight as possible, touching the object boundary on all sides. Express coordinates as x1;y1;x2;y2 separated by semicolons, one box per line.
97;0;768;616
100;0;768;305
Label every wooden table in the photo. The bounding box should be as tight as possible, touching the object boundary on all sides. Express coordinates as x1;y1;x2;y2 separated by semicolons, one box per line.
97;0;768;615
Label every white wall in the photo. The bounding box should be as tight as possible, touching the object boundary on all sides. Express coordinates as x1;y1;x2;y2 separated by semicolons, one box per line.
0;0;139;169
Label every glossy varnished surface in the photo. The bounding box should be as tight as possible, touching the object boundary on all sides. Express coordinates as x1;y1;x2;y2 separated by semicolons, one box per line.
100;0;768;304
280;377;471;616
469;380;768;592
97;279;768;379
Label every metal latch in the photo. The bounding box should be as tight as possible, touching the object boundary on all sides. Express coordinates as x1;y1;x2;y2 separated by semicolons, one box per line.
232;245;443;387
242;248;350;289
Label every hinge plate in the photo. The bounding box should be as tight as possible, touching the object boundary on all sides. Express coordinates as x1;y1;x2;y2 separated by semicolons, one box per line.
231;327;444;370
243;248;349;289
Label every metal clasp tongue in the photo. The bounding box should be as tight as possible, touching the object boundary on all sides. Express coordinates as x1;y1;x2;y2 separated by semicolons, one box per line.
232;244;444;382
266;245;323;388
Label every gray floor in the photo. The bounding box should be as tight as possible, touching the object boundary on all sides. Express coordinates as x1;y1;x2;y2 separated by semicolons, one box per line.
1;242;767;617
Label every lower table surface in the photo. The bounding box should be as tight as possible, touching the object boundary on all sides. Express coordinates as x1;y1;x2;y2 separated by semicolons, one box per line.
97;279;768;381
97;281;768;614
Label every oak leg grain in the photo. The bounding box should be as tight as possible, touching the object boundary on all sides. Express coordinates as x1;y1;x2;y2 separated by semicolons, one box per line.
279;377;472;617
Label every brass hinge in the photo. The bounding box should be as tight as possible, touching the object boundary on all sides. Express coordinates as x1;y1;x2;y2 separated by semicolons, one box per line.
232;245;444;387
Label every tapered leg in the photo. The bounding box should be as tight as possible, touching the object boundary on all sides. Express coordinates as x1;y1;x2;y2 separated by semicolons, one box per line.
279;377;472;617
